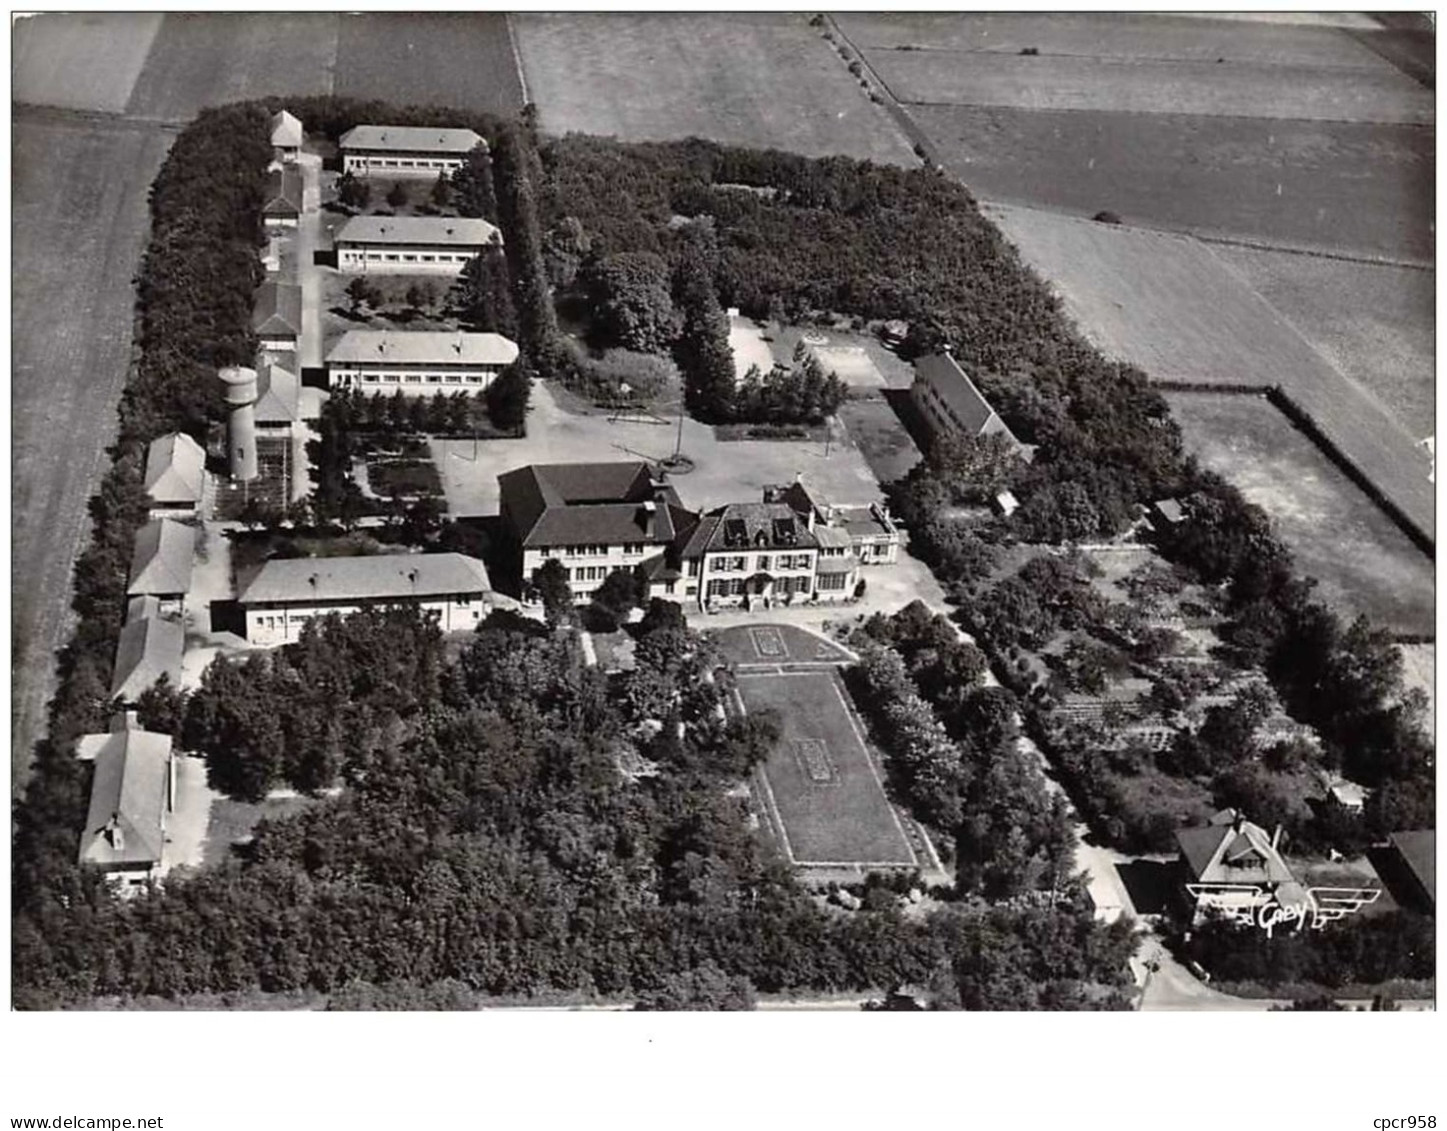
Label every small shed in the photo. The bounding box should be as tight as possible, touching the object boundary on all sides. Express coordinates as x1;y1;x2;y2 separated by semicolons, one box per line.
270;110;303;162
143;432;206;514
263;166;304;228
1151;498;1187;528
992;489;1020;518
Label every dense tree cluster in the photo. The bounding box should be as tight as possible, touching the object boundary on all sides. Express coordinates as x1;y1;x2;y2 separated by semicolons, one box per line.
581;251;679;354
848;603;1075;900
451;245;517;337
13;607;1136;1009
1179;911;1434;990
733;345;848;426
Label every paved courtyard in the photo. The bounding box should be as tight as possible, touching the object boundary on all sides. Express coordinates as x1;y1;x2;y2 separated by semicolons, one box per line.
431;380;890;517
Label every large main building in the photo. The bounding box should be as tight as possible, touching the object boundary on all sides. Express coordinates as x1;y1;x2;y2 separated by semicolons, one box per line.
333;215;501;274
325;330;518;395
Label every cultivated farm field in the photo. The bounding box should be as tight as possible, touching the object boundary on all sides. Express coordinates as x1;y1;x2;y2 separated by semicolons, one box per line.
1210;248;1436;441
511;12;918;165
840;12;1434;260
333;12;524;115
991;204;1435;544
13;12;163;112
124;12;340;120
736;670;917;868
11;115;174;790
835;11;1389;62
868;52;1431;125
1165;393;1434;638
914;106;1433;262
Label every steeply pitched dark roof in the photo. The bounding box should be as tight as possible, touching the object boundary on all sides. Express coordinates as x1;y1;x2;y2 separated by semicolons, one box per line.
1389;830;1435;907
499;463;688;548
252;281;303;338
702;503;818;554
913;352;1019;444
263;166;304;215
1176;826;1228;881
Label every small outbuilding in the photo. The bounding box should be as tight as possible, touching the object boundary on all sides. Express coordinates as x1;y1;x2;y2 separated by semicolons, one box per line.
252;281;303;353
110;610;184;703
126;518;195;613
75;713;177;887
270;109;303;162
263;165;304;229
143;432;206;515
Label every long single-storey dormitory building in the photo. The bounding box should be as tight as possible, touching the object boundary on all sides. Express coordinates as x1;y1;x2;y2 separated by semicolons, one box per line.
325;331;518;395
333;215;501;274
339;125;486;177
236;552;493;645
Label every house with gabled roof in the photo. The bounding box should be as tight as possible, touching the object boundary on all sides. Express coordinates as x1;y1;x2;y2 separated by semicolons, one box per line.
911;350;1020;450
1176;809;1308;920
270;109;303;162
499;462;697;603
688;501;824;609
143;432;206;515
236;551;492;645
339;124;486;177
252;281;303;353
263;165;304;229
110;607;184;703
764;475;900;567
254;357;301;436
126;518;195;614
75;713;176;887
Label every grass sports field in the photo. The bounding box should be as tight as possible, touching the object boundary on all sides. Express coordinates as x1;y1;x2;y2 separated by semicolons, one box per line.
511;12;918;165
1166;393;1434;638
333;12;523;113
736;670;917;869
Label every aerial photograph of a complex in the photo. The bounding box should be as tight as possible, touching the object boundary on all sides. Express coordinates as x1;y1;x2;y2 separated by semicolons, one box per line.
9;7;1436;1035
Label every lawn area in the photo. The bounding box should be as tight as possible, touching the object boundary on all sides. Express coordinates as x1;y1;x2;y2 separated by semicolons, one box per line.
366;458;442;498
199;792;323;869
1166;392;1435;637
736;670;917;867
837;399;923;486
513;12;917;165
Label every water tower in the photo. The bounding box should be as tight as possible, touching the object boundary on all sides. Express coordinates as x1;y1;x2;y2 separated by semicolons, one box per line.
218;366;259;482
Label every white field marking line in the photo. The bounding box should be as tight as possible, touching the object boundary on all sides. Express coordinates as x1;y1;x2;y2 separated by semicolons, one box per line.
738;670;918;866
793;858;918;869
734;686;797;865
829;674;919;868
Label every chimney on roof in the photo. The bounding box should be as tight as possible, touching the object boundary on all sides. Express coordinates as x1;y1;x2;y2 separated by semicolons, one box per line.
1270;825;1282;852
108;814;124;852
641;499;657;536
